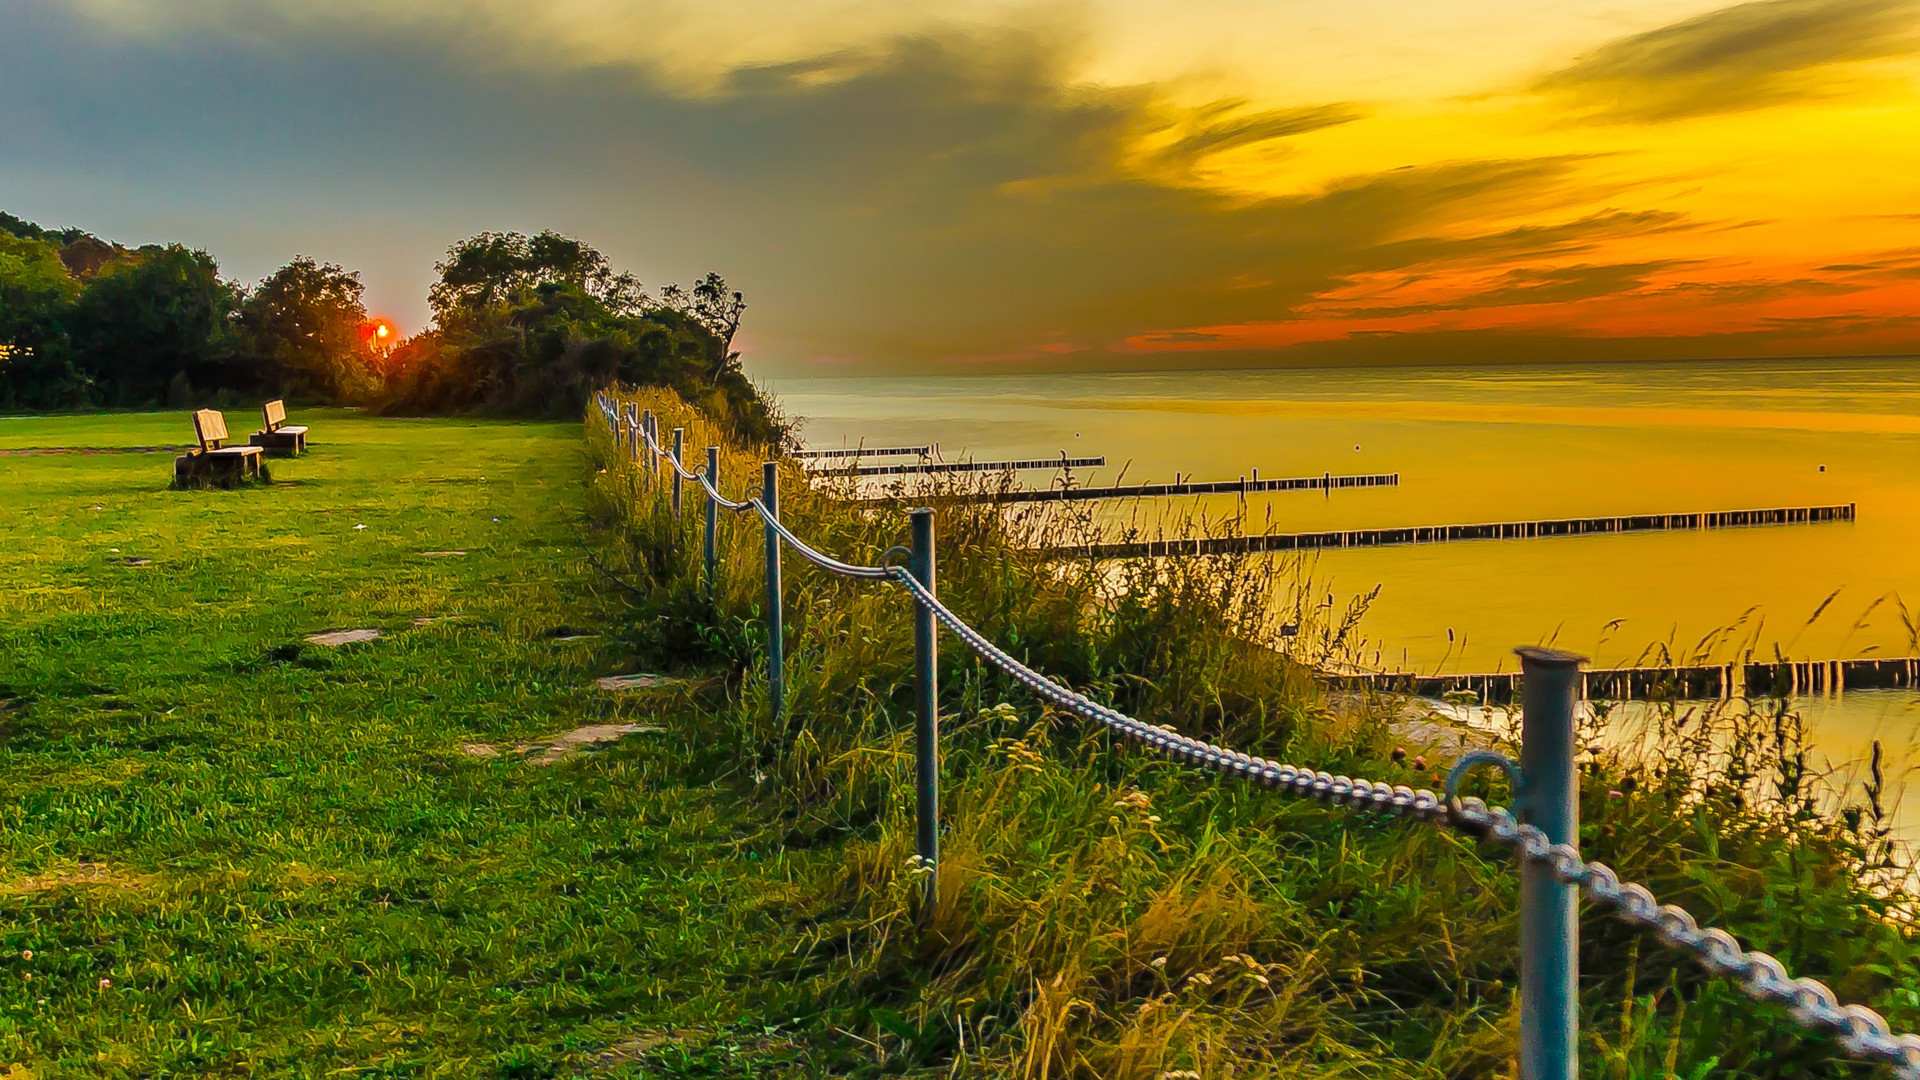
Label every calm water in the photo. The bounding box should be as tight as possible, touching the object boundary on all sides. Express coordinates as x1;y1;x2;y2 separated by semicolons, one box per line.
774;358;1920;775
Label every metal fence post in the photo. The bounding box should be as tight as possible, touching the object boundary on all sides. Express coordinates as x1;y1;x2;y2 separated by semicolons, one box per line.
704;447;720;594
762;462;784;735
671;427;685;517
1516;645;1585;1080
909;507;939;909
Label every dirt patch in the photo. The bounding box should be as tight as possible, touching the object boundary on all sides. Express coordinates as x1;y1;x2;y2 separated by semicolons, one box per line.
595;674;677;692
461;723;664;765
418;550;466;557
0;863;154;896
412;615;465;627
305;629;382;646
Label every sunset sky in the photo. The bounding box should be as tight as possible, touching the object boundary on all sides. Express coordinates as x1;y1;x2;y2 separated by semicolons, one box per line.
3;0;1918;374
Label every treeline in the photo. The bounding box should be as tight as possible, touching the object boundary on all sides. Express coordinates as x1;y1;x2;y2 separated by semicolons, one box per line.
0;212;779;439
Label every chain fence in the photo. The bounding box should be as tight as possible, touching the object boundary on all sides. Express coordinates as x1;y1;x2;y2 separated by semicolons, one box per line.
596;393;1920;1079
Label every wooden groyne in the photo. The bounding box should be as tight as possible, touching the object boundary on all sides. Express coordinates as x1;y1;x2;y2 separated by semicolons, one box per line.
850;471;1400;505
796;445;931;460
1049;503;1855;559
1745;657;1920;695
1337;656;1920;705
830;456;1107;478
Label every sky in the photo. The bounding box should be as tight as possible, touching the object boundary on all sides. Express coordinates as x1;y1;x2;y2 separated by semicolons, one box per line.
3;0;1918;376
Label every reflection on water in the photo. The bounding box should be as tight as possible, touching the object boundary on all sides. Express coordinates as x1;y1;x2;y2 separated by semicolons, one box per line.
1419;689;1920;836
774;356;1920;803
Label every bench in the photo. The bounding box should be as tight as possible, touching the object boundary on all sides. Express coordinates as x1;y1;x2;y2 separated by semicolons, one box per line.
249;399;309;455
173;409;264;487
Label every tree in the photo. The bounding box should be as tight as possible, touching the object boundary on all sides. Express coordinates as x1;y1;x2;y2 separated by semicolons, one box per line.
65;246;242;406
658;272;746;384
239;257;376;402
428;230;646;324
387;231;777;440
0;233;85;408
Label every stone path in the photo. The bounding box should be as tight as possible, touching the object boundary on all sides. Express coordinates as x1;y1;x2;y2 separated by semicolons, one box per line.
595;674;676;691
305;628;382;646
462;722;664;765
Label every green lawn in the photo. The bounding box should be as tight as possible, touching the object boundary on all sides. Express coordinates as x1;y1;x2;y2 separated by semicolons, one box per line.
0;414;829;1078
0;409;221;450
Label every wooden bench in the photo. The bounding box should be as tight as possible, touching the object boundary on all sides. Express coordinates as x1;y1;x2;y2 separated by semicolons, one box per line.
249;399;309;455
173;409;264;487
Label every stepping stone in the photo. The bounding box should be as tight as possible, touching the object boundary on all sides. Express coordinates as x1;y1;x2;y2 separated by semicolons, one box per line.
525;723;663;765
595;674;677;692
551;634;598;643
305;628;382;646
419;550;466;557
121;557;152;567
412;615;466;626
459;723;664;765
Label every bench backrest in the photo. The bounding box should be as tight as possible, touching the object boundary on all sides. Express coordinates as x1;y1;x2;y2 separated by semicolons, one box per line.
193;409;229;451
262;399;287;432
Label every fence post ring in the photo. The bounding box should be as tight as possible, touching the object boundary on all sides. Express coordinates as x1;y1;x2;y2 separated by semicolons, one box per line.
1444;749;1523;806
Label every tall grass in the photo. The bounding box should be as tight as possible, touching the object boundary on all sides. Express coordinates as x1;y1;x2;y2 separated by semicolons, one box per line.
589;386;1920;1079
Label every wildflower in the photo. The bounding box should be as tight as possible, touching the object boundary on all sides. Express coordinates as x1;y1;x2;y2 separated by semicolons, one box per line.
99;978;112;989
19;950;29;961
353;524;367;531
1608;790;1624;799
1391;746;1406;763
1150;956;1168;968
20;972;29;982
1411;755;1427;770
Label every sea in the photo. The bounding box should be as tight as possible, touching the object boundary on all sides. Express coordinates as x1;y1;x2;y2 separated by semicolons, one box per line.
773;357;1920;809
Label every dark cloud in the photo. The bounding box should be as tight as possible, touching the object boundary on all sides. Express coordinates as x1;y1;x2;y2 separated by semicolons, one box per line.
1137;330;1228;343
1149;101;1367;172
1094;320;1920;371
3;1;1892;375
1358;209;1696;274
1319;261;1693;320
1818;247;1920;277
1533;0;1920;121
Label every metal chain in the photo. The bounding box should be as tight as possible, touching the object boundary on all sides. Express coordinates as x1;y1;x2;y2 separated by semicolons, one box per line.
599;394;1920;1078
747;498;895;579
1448;800;1920;1077
699;470;755;512
887;567;1920;1079
638;413;704;483
610;397;754;511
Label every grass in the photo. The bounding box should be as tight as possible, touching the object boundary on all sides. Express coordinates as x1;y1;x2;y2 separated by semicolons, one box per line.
5;394;1920;1079
587;387;1920;1079
0;412;856;1077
